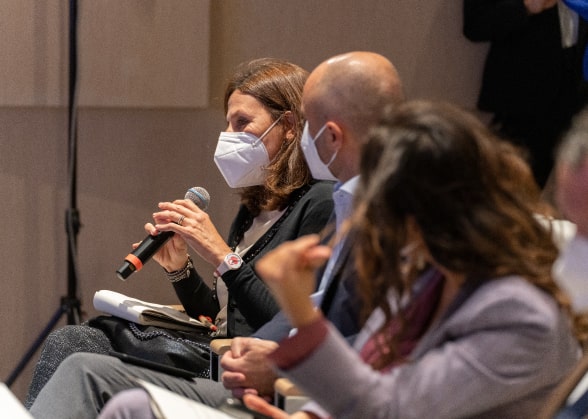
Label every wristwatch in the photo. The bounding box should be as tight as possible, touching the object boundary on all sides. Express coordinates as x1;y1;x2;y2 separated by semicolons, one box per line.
215;252;243;277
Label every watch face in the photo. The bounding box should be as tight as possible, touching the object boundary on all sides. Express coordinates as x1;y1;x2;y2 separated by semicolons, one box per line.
226;254;242;268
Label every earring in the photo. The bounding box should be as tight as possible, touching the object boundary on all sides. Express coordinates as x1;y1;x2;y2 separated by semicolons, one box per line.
400;241;427;277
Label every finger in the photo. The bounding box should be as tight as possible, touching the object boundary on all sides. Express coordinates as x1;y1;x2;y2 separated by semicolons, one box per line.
242;388;260;396
153;222;179;235
159;200;194;214
300;245;332;270
256;235;321;278
229;337;250;358
220;352;241;371
174;198;204;212
143;223;159;235
230;387;247;399
153;208;185;223
152;211;187;233
221;371;247;388
289;234;322;251
242;394;288;418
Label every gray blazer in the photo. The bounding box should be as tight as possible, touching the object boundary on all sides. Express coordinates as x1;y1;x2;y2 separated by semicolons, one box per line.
278;276;581;419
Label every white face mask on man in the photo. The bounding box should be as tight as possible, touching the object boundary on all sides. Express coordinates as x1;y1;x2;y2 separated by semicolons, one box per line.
300;121;338;182
214;115;283;188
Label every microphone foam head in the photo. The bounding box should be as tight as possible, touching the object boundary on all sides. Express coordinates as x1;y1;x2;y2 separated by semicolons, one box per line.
185;186;210;211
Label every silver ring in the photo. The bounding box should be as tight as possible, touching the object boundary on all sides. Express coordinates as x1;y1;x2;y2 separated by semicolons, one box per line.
177;215;185;226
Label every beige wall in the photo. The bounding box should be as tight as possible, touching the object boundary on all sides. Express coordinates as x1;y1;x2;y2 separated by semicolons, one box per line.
0;0;489;401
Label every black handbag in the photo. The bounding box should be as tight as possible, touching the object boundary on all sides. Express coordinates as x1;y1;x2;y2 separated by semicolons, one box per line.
88;315;212;378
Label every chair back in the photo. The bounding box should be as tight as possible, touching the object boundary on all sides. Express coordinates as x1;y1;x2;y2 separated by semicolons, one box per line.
540;352;588;418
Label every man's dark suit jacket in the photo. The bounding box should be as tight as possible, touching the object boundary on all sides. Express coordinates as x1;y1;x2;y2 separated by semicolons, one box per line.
463;0;587;117
253;229;360;343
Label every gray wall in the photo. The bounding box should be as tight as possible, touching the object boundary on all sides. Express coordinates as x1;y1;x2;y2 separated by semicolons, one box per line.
0;0;489;401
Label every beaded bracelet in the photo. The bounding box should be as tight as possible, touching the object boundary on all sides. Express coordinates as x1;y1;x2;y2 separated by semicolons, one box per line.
164;256;193;283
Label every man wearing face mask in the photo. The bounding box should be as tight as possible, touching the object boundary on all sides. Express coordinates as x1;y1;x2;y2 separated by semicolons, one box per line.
26;58;335;416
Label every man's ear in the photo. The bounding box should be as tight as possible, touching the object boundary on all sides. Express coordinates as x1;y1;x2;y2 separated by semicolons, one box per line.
325;121;344;149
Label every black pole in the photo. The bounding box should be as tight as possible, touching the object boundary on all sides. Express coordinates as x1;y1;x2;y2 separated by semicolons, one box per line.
5;0;81;387
65;0;81;325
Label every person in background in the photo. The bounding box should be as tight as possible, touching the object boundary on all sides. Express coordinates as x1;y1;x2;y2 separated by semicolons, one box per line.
241;100;582;419
553;106;588;348
26;57;334;411
564;0;588;81
94;50;407;419
463;0;588;188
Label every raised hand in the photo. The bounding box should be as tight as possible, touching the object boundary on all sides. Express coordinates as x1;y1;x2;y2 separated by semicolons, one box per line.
152;198;232;269
255;235;331;328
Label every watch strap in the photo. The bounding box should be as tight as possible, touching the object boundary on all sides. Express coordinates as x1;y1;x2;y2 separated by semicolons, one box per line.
215;252;243;277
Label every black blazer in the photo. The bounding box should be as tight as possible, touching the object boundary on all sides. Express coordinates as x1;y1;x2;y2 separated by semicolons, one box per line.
173;180;335;337
463;0;586;116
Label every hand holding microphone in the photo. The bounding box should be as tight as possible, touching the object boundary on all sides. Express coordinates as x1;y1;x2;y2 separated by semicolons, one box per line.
116;186;211;280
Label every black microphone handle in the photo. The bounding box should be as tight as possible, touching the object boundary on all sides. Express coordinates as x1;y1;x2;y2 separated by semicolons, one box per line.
116;186;210;281
116;231;174;280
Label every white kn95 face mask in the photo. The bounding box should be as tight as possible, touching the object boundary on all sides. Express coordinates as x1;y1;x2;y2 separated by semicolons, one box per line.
214;115;283;188
300;121;338;182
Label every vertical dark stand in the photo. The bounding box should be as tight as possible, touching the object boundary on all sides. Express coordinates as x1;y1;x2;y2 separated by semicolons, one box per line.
64;0;82;327
5;0;82;387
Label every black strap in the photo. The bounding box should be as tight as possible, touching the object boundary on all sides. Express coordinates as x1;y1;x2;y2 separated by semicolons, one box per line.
239;183;312;263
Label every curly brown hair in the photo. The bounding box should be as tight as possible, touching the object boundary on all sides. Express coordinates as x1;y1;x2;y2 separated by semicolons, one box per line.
353;100;576;369
223;58;311;216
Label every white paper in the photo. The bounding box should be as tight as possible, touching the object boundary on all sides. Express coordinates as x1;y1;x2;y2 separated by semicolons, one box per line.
93;290;207;332
138;380;234;419
0;383;33;418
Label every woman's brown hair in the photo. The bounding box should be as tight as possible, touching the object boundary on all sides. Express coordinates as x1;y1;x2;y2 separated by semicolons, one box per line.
353;100;575;369
223;58;311;215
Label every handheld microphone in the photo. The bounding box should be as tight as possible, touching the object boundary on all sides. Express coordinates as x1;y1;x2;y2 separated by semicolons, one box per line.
116;186;210;281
